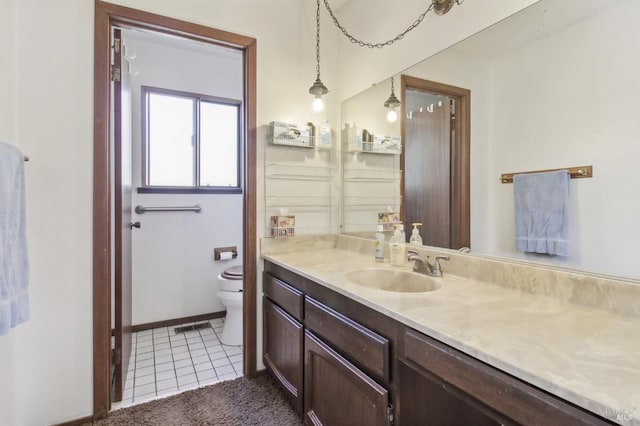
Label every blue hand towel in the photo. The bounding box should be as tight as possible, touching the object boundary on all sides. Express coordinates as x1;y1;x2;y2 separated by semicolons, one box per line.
0;141;30;335
513;170;570;256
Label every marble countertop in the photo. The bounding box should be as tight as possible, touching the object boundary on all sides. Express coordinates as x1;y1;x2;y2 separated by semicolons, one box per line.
262;245;640;425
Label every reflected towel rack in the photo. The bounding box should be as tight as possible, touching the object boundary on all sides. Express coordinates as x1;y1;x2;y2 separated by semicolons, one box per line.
135;204;202;214
500;165;592;184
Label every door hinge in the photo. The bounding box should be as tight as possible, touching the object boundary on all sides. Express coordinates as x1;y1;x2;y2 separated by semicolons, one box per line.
112;347;122;366
387;403;395;425
111;65;121;82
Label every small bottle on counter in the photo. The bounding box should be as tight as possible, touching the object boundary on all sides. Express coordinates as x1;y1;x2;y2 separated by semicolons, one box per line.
375;224;385;262
389;225;405;267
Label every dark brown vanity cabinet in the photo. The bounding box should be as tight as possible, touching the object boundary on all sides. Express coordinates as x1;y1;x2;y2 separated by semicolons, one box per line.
263;261;614;426
263;267;391;426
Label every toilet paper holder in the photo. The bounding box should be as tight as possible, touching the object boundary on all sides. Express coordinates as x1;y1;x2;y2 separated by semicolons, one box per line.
214;246;238;261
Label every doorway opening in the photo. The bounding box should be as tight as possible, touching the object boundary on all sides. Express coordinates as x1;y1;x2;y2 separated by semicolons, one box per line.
400;75;470;249
94;1;256;418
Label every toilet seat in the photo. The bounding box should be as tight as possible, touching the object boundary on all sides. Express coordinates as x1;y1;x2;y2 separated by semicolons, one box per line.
221;265;243;280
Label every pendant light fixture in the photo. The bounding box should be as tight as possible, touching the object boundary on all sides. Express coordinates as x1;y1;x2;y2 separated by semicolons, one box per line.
309;0;329;112
384;77;401;122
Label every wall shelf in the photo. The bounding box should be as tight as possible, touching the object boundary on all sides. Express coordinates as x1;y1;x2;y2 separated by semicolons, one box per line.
266;163;333;180
265;127;335;236
343;167;402;182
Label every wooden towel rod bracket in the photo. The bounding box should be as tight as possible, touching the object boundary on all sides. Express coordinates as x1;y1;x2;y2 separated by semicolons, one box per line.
500;165;592;184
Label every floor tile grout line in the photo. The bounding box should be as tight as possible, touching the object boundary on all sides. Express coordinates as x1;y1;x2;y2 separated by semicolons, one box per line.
151;328;158;398
130;333;137;403
167;327;182;393
197;325;220;383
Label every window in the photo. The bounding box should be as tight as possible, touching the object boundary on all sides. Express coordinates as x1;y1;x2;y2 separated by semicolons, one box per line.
141;86;242;193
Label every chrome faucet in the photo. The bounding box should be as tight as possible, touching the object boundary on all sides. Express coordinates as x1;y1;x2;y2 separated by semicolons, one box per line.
407;250;450;277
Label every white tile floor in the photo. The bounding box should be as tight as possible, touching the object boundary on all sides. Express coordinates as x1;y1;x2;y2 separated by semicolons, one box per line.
119;318;243;407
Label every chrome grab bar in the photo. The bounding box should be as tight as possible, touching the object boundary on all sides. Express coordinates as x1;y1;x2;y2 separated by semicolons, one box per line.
134;205;202;214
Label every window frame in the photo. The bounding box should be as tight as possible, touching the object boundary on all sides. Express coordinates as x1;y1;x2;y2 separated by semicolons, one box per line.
139;85;243;194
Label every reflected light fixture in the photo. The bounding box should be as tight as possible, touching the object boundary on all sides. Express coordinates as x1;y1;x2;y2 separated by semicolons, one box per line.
309;0;329;112
384;77;401;122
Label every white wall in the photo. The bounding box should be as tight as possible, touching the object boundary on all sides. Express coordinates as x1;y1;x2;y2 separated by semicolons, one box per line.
1;0;95;424
0;1;18;423
124;34;244;325
0;0;545;423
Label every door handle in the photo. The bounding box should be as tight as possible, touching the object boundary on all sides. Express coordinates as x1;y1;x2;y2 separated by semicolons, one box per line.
129;221;141;229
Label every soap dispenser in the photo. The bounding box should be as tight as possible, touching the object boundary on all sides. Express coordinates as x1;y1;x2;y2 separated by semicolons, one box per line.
410;223;423;247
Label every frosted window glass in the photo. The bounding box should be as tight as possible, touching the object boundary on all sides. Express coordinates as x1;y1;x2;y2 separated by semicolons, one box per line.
148;93;194;186
200;102;239;187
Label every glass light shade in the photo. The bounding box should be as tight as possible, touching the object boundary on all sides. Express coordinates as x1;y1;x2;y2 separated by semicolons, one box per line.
387;109;398;122
312;96;325;112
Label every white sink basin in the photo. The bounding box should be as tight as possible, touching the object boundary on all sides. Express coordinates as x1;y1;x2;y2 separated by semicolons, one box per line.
346;268;441;293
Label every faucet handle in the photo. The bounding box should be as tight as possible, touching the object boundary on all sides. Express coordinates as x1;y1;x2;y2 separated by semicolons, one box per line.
433;255;450;276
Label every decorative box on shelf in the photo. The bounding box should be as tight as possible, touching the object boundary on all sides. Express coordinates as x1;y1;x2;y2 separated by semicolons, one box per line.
378;211;400;231
270;215;296;238
268;121;315;148
346;126;401;154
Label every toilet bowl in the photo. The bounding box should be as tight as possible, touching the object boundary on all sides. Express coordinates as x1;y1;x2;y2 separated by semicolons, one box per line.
218;265;243;346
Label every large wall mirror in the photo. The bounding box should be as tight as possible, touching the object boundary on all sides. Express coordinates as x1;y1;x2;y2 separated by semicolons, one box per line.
340;0;640;280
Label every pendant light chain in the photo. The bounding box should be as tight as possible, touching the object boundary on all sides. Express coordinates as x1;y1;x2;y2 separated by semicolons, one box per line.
315;0;322;79
322;0;464;49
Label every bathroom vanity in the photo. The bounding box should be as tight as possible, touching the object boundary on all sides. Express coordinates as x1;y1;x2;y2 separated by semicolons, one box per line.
261;236;639;426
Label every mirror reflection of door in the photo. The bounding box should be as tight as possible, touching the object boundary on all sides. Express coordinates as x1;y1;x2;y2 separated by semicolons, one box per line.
401;76;470;250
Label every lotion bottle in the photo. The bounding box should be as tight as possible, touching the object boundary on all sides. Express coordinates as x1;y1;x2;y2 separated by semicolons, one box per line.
389;225;404;266
375;224;385;262
409;223;423;246
398;223;407;265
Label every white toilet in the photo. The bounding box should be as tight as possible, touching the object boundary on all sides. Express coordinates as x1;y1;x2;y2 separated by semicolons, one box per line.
217;265;243;346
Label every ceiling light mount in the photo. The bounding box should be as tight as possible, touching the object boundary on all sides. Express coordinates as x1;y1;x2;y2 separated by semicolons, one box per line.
433;0;457;16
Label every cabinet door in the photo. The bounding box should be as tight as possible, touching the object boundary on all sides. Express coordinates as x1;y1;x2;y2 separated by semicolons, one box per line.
304;331;389;426
397;360;510;426
399;329;612;426
263;297;304;413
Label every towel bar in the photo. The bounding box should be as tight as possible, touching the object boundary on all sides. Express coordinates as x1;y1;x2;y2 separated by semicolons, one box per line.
500;165;592;184
134;205;202;214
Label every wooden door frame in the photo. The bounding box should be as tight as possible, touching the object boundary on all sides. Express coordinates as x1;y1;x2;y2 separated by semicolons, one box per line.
93;1;257;418
400;75;470;249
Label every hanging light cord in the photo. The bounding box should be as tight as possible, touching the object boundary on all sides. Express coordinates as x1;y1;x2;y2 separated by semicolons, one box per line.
322;0;464;49
315;0;322;79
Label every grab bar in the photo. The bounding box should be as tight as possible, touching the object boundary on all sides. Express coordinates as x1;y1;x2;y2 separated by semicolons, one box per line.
135;205;202;214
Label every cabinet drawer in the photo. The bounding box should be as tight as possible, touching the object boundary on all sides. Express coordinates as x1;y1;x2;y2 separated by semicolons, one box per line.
263;272;303;321
304;297;389;384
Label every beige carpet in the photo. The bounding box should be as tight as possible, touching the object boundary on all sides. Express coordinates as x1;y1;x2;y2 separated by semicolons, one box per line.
88;374;304;425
